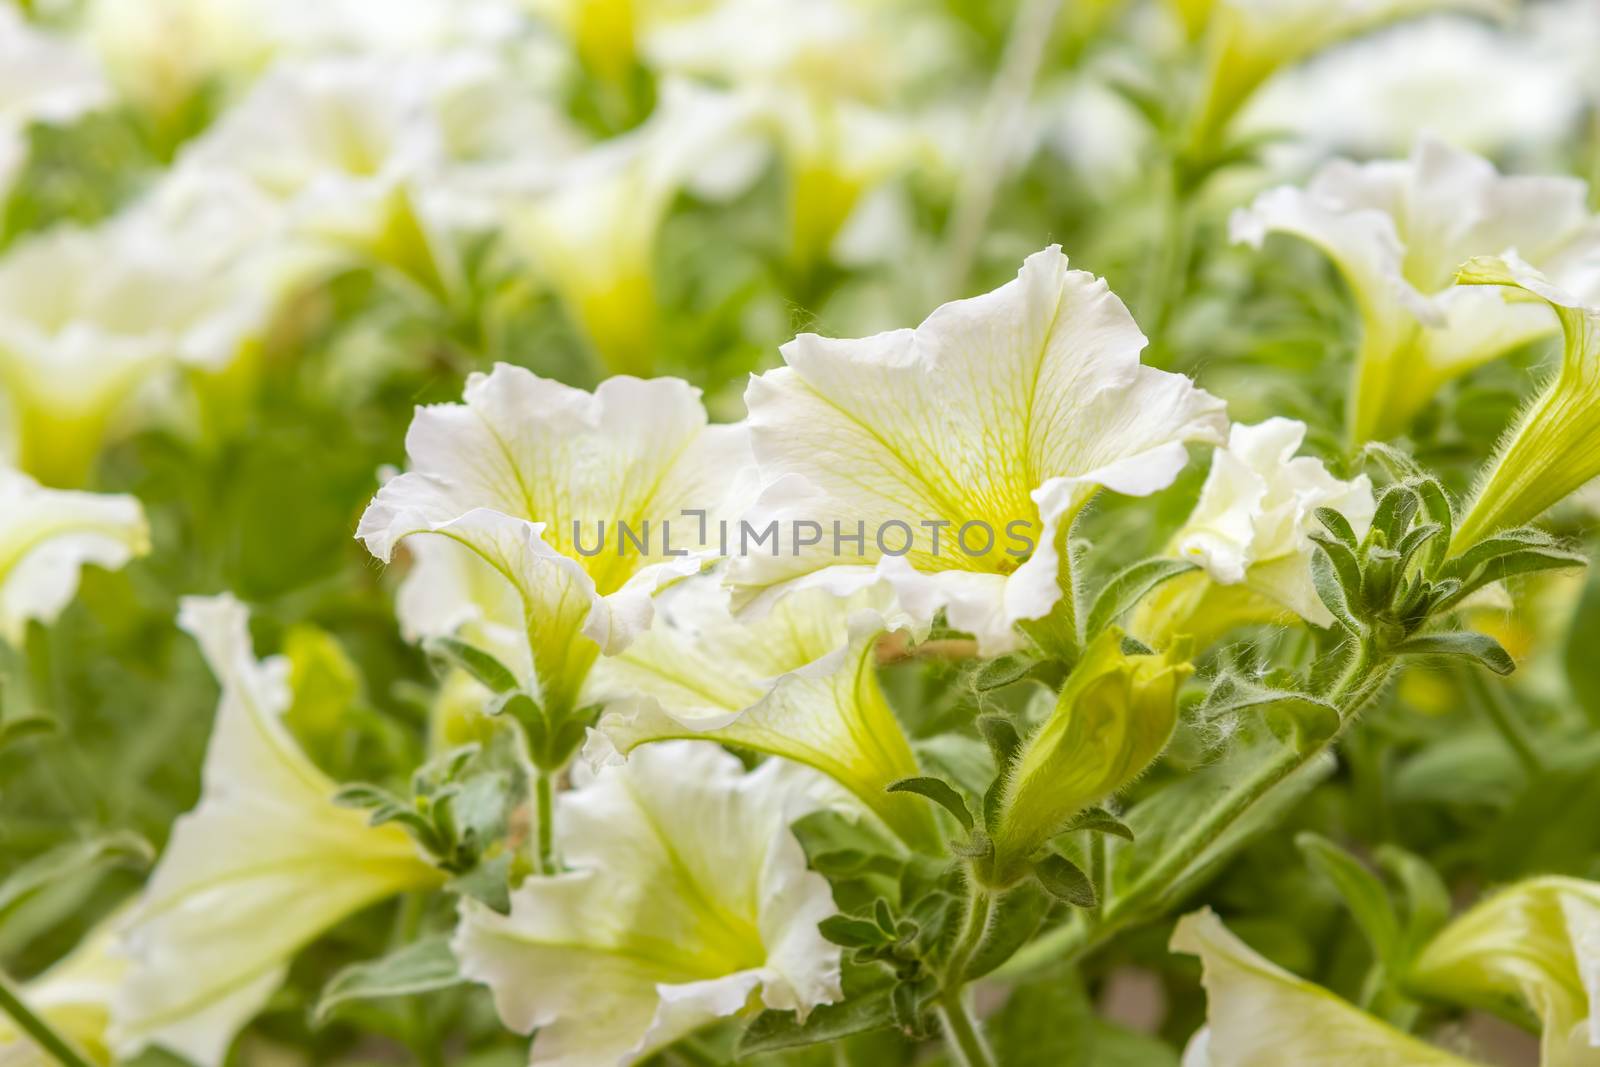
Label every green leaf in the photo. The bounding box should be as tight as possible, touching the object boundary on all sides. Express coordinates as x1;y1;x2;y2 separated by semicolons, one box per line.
1396;632;1514;675
1369;485;1420;546
314;935;463;1024
1295;833;1402;965
1034;854;1096;908
738;991;896;1054
0;833;153;923
886;777;972;831
1083;558;1197;638
446;852;513;914
1310;543;1362;634
423;635;521;694
1361;442;1427;482
991;967;1094;1067
1374;845;1451;955
1058;807;1134;841
973;656;1038;692
1314;507;1358;550
819;915;888;948
1392;523;1443;576
1414;479;1455;574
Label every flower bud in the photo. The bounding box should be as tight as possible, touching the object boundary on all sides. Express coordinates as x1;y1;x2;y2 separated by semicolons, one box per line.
985;628;1189;885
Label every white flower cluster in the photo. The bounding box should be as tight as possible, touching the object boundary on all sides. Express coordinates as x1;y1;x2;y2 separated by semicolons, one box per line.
7;0;1600;1065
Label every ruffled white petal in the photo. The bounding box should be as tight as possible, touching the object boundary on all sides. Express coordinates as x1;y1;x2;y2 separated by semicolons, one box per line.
1411;877;1600;1067
453;742;841;1067
1174;419;1374;626
110;595;439;1067
0;7;109;201
499;81;757;373
586;579;936;848
1233;135;1600;441
0;467;149;644
359;363;750;707
731;244;1226;653
1172;908;1479;1066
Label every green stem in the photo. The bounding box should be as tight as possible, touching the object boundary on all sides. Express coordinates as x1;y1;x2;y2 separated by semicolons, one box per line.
944;884;995;988
937;882;998;1067
0;970;98;1067
938;987;997;1067
534;769;557;875
1459;665;1543;776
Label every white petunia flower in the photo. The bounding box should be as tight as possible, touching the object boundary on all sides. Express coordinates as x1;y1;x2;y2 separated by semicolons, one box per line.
586;579;940;850
0;6;109;202
1172;908;1481;1066
646;0;950;270
730;245;1228;655
0;216;279;485
1240;16;1584;165
454;740;842;1067
0;466;148;645
1168;418;1373;629
357;362;751;717
173;55;503;298
1176;0;1512;153
1410;877;1600;1067
1233;135;1600;445
111;595;441;1067
83;0;520;136
498;81;756;375
0;914;125;1066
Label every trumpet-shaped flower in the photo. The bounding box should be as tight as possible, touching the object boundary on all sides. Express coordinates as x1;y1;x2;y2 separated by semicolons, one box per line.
454;740;841;1067
1178;0;1511;154
84;0;518;139
0;217;276;485
984;628;1188;886
1233;136;1600;445
1410;876;1600;1067
1139;418;1374;644
0;917;125;1066
0;6;109;202
1450;256;1600;551
646;0;946;268
1172;908;1480;1066
1240;17;1586;163
501;82;755;375
174;55;499;297
0;467;148;644
730;245;1227;655
111;596;441;1067
585;579;939;850
358;363;750;716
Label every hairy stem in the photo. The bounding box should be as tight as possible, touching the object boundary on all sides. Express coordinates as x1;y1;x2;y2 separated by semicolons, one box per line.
0;970;98;1067
534;769;557;875
938;987;998;1067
